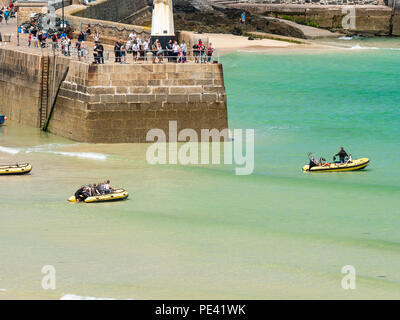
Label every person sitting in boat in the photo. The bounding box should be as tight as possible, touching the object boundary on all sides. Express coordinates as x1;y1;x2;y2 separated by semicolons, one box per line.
75;186;90;202
97;183;106;195
334;147;349;164
92;183;101;196
103;180;115;194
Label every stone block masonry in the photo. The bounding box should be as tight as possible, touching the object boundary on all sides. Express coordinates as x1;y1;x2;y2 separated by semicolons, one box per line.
226;4;394;36
48;63;228;143
0;48;42;127
0;47;71;128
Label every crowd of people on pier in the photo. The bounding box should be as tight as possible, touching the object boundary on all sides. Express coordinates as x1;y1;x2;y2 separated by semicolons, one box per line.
0;3;15;24
112;34;215;64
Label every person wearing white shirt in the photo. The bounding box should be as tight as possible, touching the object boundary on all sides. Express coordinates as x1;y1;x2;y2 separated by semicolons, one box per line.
126;40;132;53
132;42;139;62
172;41;180;63
129;32;136;40
143;40;149;51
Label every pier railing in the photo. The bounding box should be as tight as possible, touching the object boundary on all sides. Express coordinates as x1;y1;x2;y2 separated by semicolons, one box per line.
15;38;221;65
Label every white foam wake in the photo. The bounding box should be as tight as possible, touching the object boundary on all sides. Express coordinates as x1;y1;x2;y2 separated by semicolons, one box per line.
348;44;379;50
0;144;108;160
339;36;353;40
0;146;20;155
0;288;7;292
60;294;116;300
47;151;107;160
25;143;70;153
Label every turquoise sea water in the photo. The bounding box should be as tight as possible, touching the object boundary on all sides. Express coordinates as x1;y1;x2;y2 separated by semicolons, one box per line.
1;46;400;299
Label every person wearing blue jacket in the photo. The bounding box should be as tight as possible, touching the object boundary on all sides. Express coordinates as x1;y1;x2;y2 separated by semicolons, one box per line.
4;9;10;24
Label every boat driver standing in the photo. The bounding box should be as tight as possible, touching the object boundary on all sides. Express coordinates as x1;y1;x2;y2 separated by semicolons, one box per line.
334;147;349;163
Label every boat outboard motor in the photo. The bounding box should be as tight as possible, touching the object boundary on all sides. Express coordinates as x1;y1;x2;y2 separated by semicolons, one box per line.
348;154;353;163
309;156;319;170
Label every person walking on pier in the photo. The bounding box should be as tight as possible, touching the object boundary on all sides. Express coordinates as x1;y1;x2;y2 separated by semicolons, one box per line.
199;40;206;64
165;40;173;62
132;40;139;63
32;34;38;48
84;25;91;40
97;42;104;64
207;43;214;63
93;42;99;64
52;33;58;50
180;40;187;63
172;41;180;63
143;39;150;62
120;43;127;64
114;40;122;63
193;41;200;64
78;31;85;43
76;41;83;61
3;8;9;24
152;39;163;64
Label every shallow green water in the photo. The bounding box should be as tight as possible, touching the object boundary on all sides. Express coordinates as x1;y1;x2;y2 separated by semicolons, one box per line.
1;47;400;299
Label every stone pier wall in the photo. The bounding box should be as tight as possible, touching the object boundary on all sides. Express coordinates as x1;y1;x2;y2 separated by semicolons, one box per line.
0;48;42;127
59;5;150;45
227;4;393;36
73;0;148;23
0;47;71;127
49;62;228;143
0;48;228;143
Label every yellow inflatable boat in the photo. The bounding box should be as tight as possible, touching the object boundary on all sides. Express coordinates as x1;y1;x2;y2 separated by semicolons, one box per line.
303;158;370;172
68;189;129;203
0;163;32;175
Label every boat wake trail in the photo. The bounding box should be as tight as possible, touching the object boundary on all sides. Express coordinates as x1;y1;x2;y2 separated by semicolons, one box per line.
0;146;20;154
0;144;108;160
348;44;379;50
47;151;107;160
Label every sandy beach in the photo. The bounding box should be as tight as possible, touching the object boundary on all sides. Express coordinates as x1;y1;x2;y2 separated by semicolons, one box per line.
202;32;346;55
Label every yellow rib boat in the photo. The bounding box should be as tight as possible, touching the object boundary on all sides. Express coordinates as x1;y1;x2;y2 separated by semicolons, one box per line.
303;158;370;172
68;189;129;203
0;163;32;175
